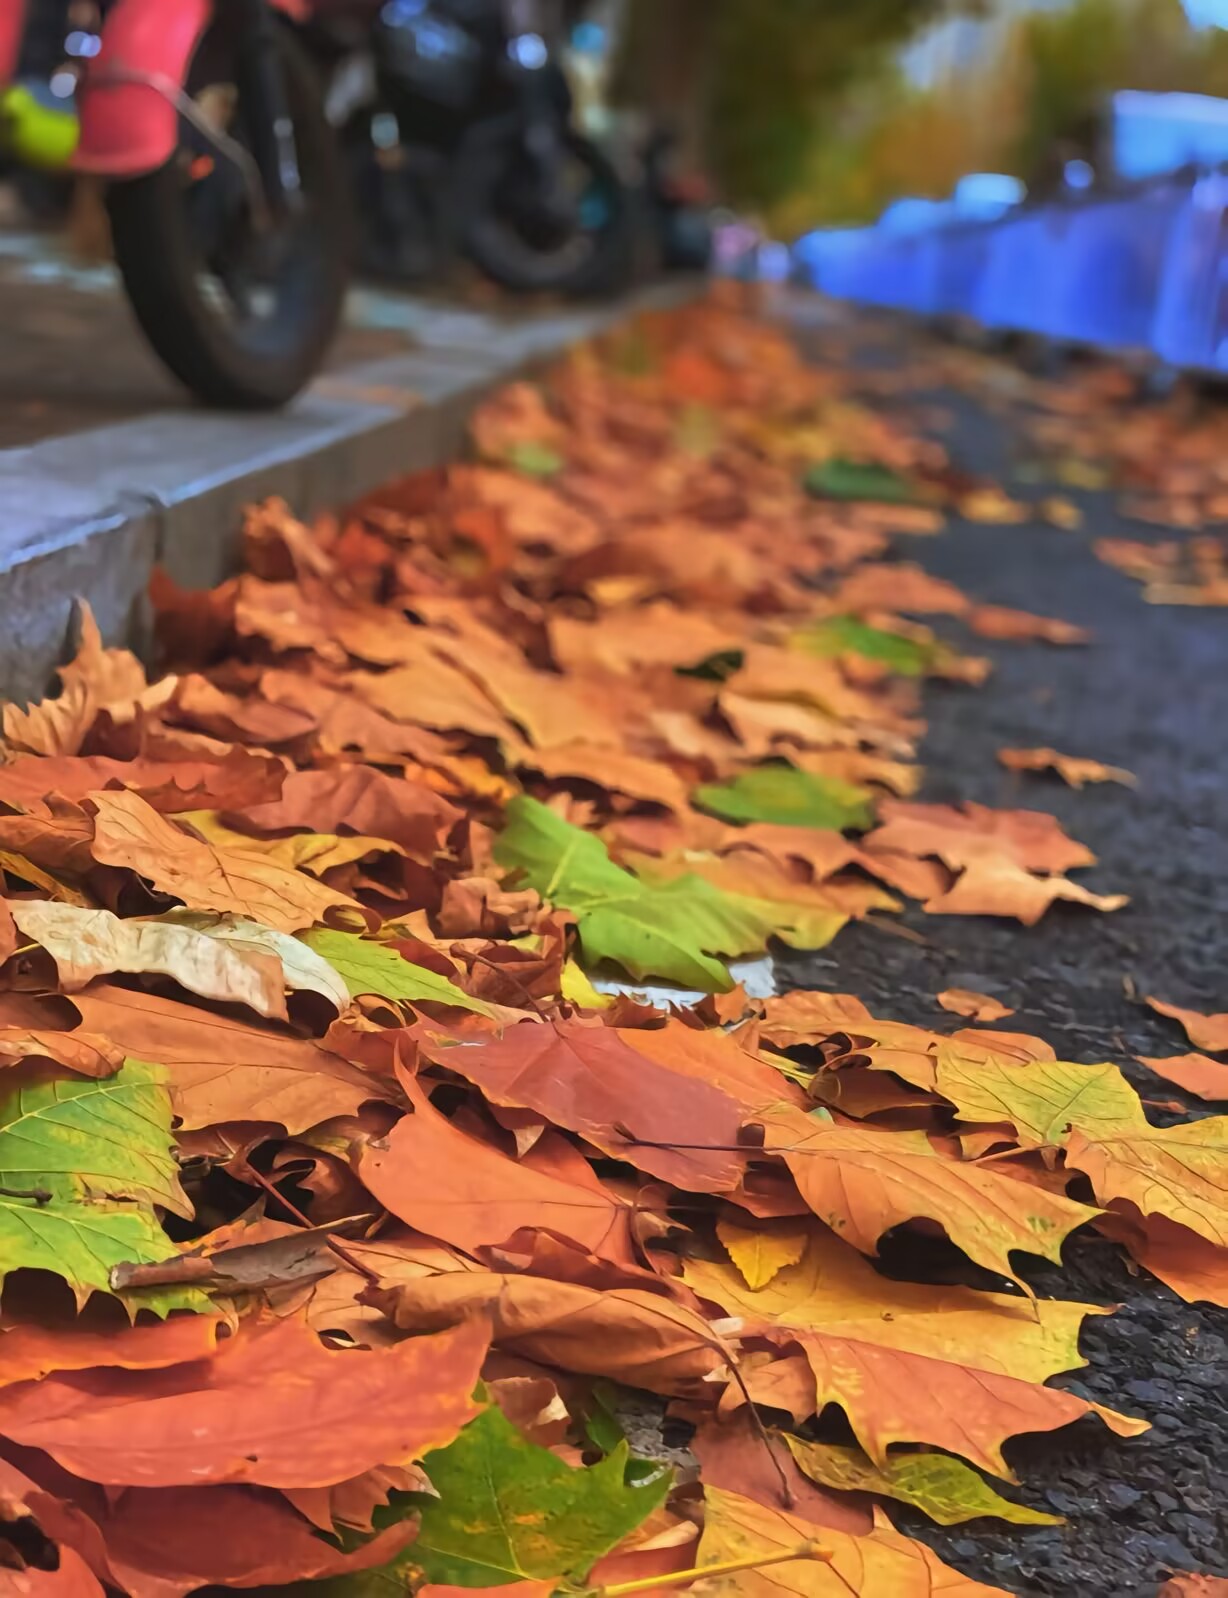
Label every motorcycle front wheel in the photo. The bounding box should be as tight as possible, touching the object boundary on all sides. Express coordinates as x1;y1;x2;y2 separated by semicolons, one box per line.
460;128;633;298
107;24;348;409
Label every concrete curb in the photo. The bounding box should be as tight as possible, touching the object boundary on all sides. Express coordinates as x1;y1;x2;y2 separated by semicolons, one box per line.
0;281;697;703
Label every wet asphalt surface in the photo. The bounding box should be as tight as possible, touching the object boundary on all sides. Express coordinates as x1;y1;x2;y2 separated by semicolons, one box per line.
784;320;1228;1596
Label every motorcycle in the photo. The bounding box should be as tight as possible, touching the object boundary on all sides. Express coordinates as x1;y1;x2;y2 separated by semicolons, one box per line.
340;0;632;295
1;0;349;408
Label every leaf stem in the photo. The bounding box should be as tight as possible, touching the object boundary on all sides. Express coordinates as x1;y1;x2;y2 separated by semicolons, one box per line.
581;1539;833;1597
0;1184;52;1205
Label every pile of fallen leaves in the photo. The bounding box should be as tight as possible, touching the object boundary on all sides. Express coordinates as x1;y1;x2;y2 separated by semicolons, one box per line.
0;290;1225;1598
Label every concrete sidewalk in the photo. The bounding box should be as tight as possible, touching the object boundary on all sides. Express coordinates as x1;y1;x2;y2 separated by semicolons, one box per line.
0;226;698;701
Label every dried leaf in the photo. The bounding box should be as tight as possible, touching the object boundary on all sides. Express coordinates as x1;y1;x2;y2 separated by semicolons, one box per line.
1145;997;1228;1054
697;1486;1009;1597
0;1314;488;1487
1137;1053;1228;1102
998;747;1136;789
88;790;370;933
716;1217;809;1291
936;990;1014;1023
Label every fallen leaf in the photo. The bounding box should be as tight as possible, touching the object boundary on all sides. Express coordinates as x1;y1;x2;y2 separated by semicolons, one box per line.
301;929;495;1016
998;747;1136;789
717;1217;809;1291
0;1314;222;1388
784;1438;1061;1527
684;1230;1138;1475
59;983;385;1132
494;796;763;991
924;858;1127;925
932;1055;1145;1148
966;604;1088;645
694;768;875;831
9;902;291;1020
1065;1117;1228;1247
756;1107;1097;1280
358;1077;634;1260
1137;1053;1228;1102
697;1485;1009;1597
409;1403;670;1586
417;1018;745;1191
1145;997;1228;1054
371;1268;724;1396
0;1058;191;1302
83;1484;420;1598
0;1313;488;1487
936;990;1014;1023
87;790;369;934
867;800;1095;874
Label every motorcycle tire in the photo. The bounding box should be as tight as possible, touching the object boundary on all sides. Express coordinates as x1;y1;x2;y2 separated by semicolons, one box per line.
460;130;634;299
107;26;348;410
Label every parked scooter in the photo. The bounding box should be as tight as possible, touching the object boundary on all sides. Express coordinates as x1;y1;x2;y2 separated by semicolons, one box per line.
341;0;632;295
1;0;349;408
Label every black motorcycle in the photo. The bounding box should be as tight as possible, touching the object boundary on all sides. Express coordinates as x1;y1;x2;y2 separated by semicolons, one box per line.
341;0;631;295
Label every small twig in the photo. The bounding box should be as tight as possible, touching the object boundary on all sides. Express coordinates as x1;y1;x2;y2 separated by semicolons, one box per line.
458;947;550;1019
218;1139;382;1286
0;1184;52;1205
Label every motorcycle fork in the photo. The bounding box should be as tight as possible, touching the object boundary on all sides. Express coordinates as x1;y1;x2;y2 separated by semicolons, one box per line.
219;0;302;213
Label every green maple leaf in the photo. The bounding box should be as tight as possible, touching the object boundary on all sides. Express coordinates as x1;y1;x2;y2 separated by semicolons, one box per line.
0;1059;191;1307
803;457;922;503
694;766;875;831
299;931;496;1017
507;440;565;477
411;1405;671;1586
794;615;934;676
494;797;771;991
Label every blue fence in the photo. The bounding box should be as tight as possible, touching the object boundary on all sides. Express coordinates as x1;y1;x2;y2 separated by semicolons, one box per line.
796;170;1228;374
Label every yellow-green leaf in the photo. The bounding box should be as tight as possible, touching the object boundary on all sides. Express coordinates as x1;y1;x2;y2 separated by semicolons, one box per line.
784;1437;1062;1527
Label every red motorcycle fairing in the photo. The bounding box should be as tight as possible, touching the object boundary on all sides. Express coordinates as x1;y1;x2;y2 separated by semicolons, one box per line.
0;3;25;82
75;0;310;177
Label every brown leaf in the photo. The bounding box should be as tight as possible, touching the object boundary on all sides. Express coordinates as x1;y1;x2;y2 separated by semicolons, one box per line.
0;1313;488;1488
230;765;459;861
369;1268;724;1396
966;604;1088;645
936;990;1014;1023
358;1076;635;1261
416;1018;747;1191
86;1484;419;1598
57;983;386;1132
87;789;371;933
867;800;1096;874
1145;997;1228;1054
692;1412;873;1534
998;747;1136;789
1137;1052;1228;1101
0;1315;223;1388
756;1106;1096;1281
924;859;1127;925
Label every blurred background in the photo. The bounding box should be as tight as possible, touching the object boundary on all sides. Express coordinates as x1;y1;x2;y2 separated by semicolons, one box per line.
6;0;1228;417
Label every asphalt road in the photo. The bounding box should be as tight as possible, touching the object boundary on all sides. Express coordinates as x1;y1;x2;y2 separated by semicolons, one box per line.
787;317;1228;1597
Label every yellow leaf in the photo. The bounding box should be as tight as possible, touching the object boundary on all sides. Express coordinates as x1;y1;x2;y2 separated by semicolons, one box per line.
932;1056;1146;1149
1066;1118;1228;1248
717;1218;808;1291
683;1229;1143;1476
784;1438;1062;1528
698;1486;1010;1598
756;1106;1096;1281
